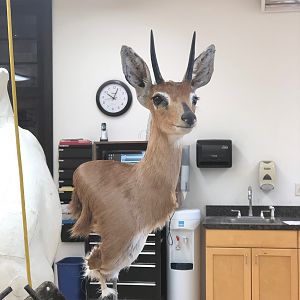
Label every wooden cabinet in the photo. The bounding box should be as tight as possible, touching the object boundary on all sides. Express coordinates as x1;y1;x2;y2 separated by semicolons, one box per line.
252;249;298;300
206;230;299;300
206;248;251;300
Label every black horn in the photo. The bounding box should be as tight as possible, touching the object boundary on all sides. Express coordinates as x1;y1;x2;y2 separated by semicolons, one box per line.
184;32;196;81
150;30;164;84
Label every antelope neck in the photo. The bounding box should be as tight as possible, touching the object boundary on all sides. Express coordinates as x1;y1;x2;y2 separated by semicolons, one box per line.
139;123;182;188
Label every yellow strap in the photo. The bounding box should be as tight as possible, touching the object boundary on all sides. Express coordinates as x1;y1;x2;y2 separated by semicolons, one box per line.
6;0;32;287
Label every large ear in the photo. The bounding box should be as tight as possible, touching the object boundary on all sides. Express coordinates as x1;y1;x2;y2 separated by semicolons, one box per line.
121;46;152;107
191;44;215;91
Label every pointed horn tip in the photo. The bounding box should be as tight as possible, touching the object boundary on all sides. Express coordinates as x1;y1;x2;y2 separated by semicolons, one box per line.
150;30;154;41
150;30;164;84
191;32;196;44
190;32;196;50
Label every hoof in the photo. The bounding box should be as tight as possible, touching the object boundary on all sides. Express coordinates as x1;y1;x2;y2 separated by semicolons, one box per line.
101;287;117;299
101;294;114;300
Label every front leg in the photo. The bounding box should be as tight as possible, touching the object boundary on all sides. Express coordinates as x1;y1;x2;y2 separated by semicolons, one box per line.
99;274;117;300
85;247;118;299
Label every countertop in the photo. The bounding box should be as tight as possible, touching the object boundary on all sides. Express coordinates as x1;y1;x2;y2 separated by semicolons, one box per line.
203;205;300;230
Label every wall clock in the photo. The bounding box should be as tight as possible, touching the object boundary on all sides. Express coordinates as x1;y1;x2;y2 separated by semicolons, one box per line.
96;80;132;117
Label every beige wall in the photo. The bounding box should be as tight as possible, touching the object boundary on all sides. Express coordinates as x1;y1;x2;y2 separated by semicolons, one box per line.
53;0;300;211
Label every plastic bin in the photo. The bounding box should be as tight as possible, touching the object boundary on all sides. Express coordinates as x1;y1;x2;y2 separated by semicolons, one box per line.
56;257;85;300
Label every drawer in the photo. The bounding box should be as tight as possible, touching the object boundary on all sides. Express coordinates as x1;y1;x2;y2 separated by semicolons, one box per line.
58;146;92;159
142;242;156;252
59;179;73;188
58;158;90;170
85;235;102;253
85;233;159;252
58;169;74;180
59;191;72;204
206;229;298;248
119;264;158;282
84;249;158;264
146;233;157;243
88;281;160;299
135;251;158;264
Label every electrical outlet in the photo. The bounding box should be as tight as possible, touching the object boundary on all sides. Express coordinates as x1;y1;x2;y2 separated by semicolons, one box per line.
295;184;300;196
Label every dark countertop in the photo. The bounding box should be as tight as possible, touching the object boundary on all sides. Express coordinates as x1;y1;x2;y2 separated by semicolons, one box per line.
203;206;300;230
203;216;300;230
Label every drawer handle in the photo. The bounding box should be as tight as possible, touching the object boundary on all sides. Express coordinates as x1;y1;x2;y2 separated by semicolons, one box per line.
130;264;156;268
115;282;156;287
90;282;156;287
140;251;155;255
59;159;64;162
89;242;101;245
58;170;64;173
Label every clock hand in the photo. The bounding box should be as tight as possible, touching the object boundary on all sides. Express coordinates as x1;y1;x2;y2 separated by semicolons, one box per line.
105;92;114;98
112;88;119;99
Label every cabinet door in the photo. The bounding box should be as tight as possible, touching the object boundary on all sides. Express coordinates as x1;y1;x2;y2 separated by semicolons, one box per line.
252;248;298;300
206;248;251;300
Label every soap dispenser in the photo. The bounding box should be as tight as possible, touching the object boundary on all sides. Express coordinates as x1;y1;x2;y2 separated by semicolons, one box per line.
259;161;276;191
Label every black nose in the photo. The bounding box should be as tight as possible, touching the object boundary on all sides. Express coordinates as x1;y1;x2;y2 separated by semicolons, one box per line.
181;103;197;126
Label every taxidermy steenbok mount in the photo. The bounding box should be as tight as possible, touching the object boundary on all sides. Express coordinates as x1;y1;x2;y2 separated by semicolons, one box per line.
69;31;215;298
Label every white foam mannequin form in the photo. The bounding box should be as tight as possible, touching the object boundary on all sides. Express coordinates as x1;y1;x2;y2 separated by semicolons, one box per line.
0;68;62;299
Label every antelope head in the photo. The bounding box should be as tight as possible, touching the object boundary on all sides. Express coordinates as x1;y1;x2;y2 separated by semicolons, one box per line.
121;31;215;138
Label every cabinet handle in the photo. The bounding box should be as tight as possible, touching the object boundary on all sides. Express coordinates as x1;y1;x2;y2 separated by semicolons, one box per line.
245;254;248;264
255;255;258;264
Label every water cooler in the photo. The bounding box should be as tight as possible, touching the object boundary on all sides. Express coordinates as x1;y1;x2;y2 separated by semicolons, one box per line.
167;209;201;300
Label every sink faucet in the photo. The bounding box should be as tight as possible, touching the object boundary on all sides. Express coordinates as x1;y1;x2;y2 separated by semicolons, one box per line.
269;206;275;220
248;186;253;216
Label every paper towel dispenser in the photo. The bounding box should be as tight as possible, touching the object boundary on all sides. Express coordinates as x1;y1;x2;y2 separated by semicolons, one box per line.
196;140;232;168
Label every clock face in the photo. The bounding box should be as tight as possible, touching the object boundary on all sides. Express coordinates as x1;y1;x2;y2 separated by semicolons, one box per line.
96;80;132;116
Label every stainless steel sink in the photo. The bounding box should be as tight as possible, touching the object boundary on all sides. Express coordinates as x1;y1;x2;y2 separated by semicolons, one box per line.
225;216;282;224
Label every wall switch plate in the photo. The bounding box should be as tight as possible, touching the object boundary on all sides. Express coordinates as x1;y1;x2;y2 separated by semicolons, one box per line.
295;184;300;196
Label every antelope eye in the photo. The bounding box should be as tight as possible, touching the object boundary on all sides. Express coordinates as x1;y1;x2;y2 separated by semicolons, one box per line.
192;95;199;106
152;94;168;108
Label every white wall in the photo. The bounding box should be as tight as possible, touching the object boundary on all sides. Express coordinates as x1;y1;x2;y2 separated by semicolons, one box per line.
53;0;300;212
